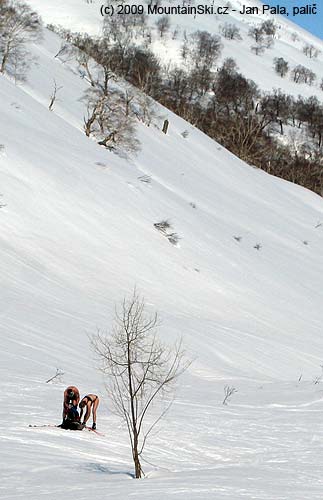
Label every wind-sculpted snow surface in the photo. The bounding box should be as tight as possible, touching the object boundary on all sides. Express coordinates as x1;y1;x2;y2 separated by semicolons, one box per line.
2;379;323;498
1;24;323;500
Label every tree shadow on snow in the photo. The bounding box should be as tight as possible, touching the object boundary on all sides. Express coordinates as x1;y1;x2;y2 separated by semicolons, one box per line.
83;462;134;478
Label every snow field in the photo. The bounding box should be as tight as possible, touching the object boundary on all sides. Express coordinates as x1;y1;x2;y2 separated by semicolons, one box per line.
1;4;323;498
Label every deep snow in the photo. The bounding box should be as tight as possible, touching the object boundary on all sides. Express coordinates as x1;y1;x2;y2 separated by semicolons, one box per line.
1;2;323;498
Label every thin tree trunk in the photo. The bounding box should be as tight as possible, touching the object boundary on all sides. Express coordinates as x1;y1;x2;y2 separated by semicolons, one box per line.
133;432;142;478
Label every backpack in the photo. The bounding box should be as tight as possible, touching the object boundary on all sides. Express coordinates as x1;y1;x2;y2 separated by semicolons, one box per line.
61;420;84;431
67;406;80;421
60;406;84;431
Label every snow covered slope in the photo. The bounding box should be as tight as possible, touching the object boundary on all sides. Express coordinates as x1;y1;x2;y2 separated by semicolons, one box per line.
24;0;323;100
1;13;323;500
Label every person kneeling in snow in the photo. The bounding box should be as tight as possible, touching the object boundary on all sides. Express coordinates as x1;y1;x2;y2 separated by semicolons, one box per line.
79;394;100;430
60;386;83;430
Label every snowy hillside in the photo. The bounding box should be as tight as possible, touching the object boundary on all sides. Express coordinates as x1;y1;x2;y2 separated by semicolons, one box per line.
1;4;323;499
24;0;323;100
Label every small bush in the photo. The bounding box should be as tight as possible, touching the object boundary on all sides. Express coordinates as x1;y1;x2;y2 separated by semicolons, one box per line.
154;220;180;246
222;385;237;405
138;174;152;184
167;232;180;246
154;220;172;233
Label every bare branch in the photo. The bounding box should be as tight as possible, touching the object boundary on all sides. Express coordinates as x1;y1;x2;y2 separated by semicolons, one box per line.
48;79;63;111
45;368;64;383
222;385;238;405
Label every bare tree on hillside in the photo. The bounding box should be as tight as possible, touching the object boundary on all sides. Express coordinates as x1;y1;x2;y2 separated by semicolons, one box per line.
126;47;161;95
135;93;160;126
155;15;170;38
91;290;188;478
0;0;41;76
221;23;242;41
76;50;97;87
248;25;264;44
261;20;276;37
182;30;221;95
273;57;289;78
303;43;320;59
248;22;274;55
291;64;316;85
189;30;222;69
251;43;265;56
83;86;140;154
48;80;63;111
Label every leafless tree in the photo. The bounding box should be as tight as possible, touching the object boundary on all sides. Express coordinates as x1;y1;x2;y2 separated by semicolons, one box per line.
155;15;170;38
11;44;30;83
83;85;140;154
172;26;179;40
248;25;264;44
291;32;300;42
91;290;188;478
154;220;180;246
303;43;320;59
212;64;259;115
48;80;63;111
166;232;180;246
248;22;274;54
222;385;237;405
46;368;64;383
103;10;134;47
221;23;242;40
154;220;171;233
273;57;289;78
0;0;41;75
251;43;265;56
291;64;316;85
76;50;97;87
135;93;160;126
189;30;222;69
221;57;238;74
260;89;293;135
53;42;73;63
261;20;276;37
182;31;221;96
249;20;276;41
181;31;189;61
83;89;107;137
126;47;161;94
214;113;272;165
313;364;323;384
